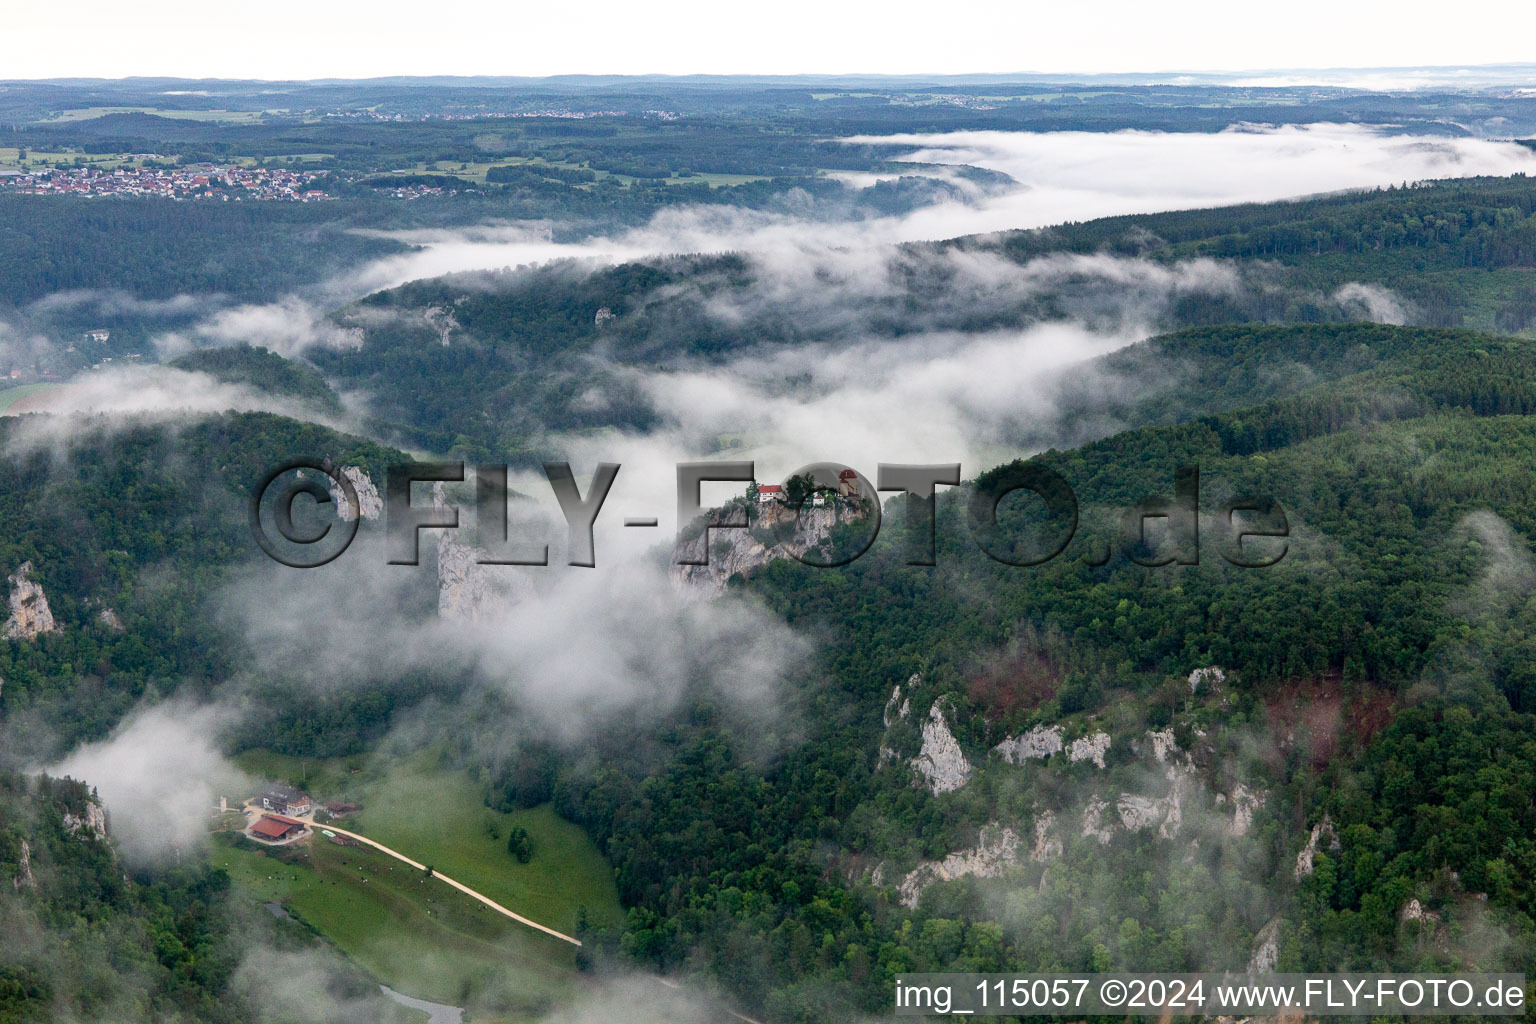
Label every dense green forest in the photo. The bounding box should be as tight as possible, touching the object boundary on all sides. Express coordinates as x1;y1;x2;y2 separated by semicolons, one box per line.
459;325;1536;1017
0;772;244;1022
302;177;1536;463
169;344;343;415
10;94;1536;1018
0;413;404;755
9;320;1536;1019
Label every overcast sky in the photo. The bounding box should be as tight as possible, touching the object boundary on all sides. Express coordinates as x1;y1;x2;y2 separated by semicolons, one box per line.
8;0;1536;81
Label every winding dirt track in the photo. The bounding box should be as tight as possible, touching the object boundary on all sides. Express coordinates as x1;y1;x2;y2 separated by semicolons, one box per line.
319;822;766;1023
320;823;582;946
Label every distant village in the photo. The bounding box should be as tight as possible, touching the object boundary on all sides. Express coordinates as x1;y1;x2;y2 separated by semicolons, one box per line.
2;163;333;201
0;163;468;201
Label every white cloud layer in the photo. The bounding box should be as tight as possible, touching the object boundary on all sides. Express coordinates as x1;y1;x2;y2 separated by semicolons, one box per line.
48;701;250;865
331;124;1536;296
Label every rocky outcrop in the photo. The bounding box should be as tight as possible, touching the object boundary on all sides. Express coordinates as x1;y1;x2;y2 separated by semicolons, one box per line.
423;306;460;346
64;801;107;841
884;680;913;729
897;823;1022;908
1115;778;1189;839
436;534;536;621
1218;783;1264;837
1249;916;1283;973
1188;666;1226;694
672;496;872;597
1146;729;1179;764
912;700;973;795
328;466;383;521
994;724;1064;764
878;676;917;764
5;562;59;641
1067;732;1110;768
1030;811;1062;863
12;839;36;892
1295;816;1339;878
1401;898;1440;926
1082;798;1115;845
97;607;125;631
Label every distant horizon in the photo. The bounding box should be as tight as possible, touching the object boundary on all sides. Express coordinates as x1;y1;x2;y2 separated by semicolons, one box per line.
6;62;1536;89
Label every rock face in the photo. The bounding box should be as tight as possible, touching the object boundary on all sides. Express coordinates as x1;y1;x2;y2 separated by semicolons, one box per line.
1188;666;1226;694
63;801;107;841
878;676;917;764
436;535;536;621
12;839;36;892
423;306;460;346
1082;798;1116;844
329;466;383;521
1030;811;1062;863
1249;916;1283;973
1121;780;1190;839
97;607;125;632
897;823;1022;908
1294;817;1339;879
911;700;973;795
1401;898;1440;925
5;562;59;640
1220;783;1264;838
672;496;872;597
1067;732;1111;768
1146;729;1179;764
884;680;913;729
994;725;1064;763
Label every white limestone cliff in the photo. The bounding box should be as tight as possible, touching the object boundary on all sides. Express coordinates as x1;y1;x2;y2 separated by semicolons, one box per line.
12;839;36;891
1295;816;1339;878
436;534;537;621
897;823;1022;908
1249;917;1283;973
672;497;873;597
912;700;972;795
1067;731;1111;768
328;465;383;521
994;724;1064;764
5;562;59;640
1030;811;1063;863
63;801;108;841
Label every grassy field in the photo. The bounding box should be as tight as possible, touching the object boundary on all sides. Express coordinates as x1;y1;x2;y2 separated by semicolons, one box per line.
220;749;623;1017
348;752;624;934
232;748;371;803
213;832;577;1016
0;384;63;415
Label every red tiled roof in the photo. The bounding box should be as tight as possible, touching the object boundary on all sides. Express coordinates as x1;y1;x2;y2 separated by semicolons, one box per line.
250;815;301;839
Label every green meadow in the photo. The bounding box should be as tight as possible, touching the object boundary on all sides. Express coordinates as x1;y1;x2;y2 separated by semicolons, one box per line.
219;749;623;1017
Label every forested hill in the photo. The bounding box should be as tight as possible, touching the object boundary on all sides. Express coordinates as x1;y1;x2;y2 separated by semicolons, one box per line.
6;321;1536;1019
0;772;244;1022
0;770;410;1023
979;175;1536;328
501;323;1536;1018
309;176;1536;462
0;412;401;756
169;344;343;415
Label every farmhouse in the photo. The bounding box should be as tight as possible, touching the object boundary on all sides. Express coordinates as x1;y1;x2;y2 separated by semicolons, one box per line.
757;484;782;503
260;785;312;817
